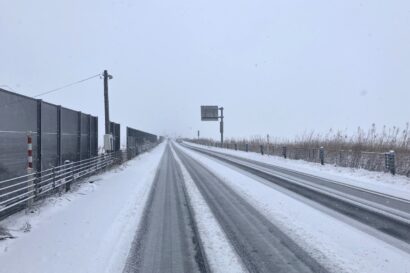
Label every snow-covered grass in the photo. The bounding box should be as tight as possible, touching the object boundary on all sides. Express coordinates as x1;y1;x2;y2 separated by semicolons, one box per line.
0;142;166;273
171;145;246;273
184;142;410;200
178;144;410;273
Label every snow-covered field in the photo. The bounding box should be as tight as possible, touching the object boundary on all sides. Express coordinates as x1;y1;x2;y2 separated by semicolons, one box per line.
184;142;410;200
178;144;410;273
0;142;166;273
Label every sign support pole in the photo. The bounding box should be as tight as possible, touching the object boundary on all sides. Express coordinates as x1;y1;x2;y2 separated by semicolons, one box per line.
219;107;224;146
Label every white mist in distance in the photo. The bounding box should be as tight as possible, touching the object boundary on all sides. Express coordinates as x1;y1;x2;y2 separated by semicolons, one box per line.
0;0;409;141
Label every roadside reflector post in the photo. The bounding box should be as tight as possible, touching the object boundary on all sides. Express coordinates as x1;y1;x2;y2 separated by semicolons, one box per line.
234;143;237;151
245;143;249;152
260;145;264;155
26;132;34;213
319;147;325;165
282;146;287;159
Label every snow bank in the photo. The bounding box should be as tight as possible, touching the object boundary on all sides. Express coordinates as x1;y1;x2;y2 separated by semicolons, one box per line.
184;142;410;200
179;144;410;273
0;142;166;273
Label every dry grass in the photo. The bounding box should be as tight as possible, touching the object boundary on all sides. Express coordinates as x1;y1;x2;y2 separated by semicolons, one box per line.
190;124;410;176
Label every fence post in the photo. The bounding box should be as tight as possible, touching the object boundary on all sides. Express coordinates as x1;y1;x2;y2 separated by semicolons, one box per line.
77;111;81;161
260;145;264;155
36;100;42;173
36;100;42;196
384;152;389;172
88;114;91;158
245;143;249;152
389;150;396;175
319;147;325;165
57;106;62;166
282;146;287;159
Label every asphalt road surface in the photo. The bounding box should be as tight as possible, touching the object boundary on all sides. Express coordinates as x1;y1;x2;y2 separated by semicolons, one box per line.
182;143;410;244
123;142;328;273
123;145;209;273
173;143;327;273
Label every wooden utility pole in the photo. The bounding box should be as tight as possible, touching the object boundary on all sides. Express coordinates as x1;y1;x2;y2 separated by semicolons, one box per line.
103;70;110;135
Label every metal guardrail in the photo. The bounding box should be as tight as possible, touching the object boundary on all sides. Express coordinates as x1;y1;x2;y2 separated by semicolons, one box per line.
0;142;160;219
0;153;118;216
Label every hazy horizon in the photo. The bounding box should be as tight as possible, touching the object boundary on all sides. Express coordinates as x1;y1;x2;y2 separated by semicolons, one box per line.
1;0;409;142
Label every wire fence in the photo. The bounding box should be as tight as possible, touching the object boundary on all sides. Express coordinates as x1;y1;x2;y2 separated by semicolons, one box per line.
191;139;410;177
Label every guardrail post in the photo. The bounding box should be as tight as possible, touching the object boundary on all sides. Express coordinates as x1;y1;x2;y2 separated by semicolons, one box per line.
260;145;264;155
52;167;56;189
64;160;71;192
282;146;287;158
319;147;325;165
388;150;396;175
245;143;249;152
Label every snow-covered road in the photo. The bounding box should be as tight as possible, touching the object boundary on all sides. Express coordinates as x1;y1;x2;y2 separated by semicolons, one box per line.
1;140;409;273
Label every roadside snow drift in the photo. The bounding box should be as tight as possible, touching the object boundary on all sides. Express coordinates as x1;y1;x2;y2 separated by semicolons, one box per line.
0;143;166;273
184;142;410;201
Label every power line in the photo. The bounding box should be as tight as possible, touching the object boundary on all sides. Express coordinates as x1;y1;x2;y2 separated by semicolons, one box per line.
0;72;102;109
32;73;101;98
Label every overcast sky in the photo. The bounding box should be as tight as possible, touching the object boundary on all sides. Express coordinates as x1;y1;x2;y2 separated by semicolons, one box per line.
1;0;409;141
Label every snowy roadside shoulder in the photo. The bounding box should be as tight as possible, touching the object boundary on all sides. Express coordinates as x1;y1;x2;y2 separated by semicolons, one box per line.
184;142;410;200
170;145;246;273
178;144;410;273
0;142;166;273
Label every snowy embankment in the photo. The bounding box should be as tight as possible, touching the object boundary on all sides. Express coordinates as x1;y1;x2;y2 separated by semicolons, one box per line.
184;142;410;200
178;144;410;273
0;142;166;273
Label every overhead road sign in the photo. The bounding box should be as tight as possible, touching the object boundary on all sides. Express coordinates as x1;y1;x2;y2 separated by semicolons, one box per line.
201;105;219;121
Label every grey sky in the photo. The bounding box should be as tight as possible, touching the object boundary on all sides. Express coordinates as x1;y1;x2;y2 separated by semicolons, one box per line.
1;0;409;141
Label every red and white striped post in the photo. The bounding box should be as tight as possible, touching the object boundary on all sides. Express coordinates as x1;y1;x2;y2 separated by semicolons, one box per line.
26;132;34;212
27;133;33;171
